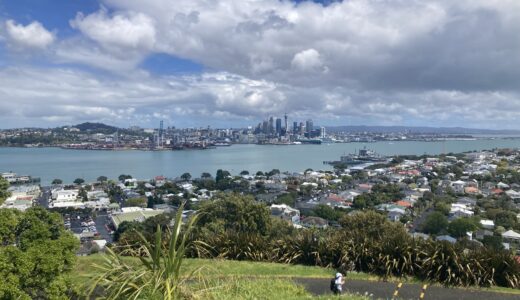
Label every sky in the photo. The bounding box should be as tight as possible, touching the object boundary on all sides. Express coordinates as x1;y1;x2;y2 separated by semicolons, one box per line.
0;0;520;129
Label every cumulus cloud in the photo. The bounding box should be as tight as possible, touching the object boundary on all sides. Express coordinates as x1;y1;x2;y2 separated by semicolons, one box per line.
70;8;156;51
84;0;520;93
291;49;324;72
3;0;520;128
4;20;55;49
1;65;520;129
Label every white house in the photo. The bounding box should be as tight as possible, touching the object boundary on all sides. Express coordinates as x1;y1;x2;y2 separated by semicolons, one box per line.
502;230;520;245
270;204;300;224
50;189;83;208
480;219;495;230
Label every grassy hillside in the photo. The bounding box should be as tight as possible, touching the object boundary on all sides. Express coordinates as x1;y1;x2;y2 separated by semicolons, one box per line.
72;255;371;299
72;254;520;298
72;255;336;285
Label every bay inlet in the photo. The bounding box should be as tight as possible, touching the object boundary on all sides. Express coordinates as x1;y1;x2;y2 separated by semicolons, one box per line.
2;138;520;185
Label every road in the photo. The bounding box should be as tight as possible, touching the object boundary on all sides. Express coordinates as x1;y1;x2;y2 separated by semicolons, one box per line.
293;278;520;300
36;186;51;208
95;213;114;243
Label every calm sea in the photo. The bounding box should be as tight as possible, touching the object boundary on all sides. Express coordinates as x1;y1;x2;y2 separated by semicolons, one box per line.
2;139;520;185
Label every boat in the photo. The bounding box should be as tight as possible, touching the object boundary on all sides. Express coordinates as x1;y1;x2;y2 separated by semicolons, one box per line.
325;147;386;166
297;139;322;145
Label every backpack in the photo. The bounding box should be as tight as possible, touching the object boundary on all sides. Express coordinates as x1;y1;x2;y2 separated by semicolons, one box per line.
330;278;336;292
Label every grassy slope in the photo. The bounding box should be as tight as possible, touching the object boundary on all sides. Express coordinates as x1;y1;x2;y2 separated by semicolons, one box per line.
72;254;520;296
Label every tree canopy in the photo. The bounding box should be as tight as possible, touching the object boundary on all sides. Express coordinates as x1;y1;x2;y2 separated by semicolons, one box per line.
0;177;10;206
197;194;271;235
0;207;79;299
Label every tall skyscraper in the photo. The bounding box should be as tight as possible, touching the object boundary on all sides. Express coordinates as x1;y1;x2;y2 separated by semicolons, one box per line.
284;113;288;134
306;119;313;135
268;116;274;134
262;120;269;134
293;121;298;134
299;122;305;135
275;118;282;135
320;126;326;138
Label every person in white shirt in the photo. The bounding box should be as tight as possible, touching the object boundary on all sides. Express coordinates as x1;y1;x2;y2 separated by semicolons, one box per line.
334;272;345;294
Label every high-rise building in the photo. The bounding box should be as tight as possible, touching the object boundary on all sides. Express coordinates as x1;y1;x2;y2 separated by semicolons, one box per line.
268;116;274;134
275;118;282;135
306;119;313;135
262;120;269;134
284;113;288;134
293;122;298;134
320;126;326;138
299;122;305;136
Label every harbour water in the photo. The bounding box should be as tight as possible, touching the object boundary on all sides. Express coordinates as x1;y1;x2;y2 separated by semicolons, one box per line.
2;138;520;185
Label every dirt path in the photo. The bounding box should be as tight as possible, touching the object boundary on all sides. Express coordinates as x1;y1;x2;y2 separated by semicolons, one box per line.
293;278;520;300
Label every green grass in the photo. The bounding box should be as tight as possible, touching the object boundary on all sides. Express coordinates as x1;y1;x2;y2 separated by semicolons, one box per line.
71;254;337;285
71;254;520;297
190;278;369;300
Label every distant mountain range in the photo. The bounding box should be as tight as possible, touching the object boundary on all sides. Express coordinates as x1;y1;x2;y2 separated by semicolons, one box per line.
324;125;520;135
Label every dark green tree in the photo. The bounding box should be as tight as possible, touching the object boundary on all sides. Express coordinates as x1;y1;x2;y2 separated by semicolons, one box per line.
197;194;271;235
97;176;108;182
0;207;79;299
118;174;132;182
421;212;448;235
51;178;63;185
73;178;85;185
447;218;478;238
180;173;192;181
0;177;10;206
201;172;212;179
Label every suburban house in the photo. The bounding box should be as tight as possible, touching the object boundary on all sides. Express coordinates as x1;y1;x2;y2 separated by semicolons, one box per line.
300;216;328;229
502;230;520;247
50;189;83;208
270;204;300;224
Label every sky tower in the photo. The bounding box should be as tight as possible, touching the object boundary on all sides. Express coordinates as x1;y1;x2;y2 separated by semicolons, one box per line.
284;113;288;135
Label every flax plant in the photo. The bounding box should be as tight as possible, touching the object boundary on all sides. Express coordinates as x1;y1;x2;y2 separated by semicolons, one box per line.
89;203;200;300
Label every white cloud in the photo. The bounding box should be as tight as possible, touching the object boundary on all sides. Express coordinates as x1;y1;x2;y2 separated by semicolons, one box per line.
70;8;156;51
3;1;520;128
291;49;324;72
1;65;520;129
5;20;55;49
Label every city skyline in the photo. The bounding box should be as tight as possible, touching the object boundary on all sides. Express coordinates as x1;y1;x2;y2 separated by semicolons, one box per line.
1;1;520;129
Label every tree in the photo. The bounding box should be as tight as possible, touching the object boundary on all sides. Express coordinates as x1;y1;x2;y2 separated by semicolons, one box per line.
482;235;504;251
215;169;230;183
51;178;63;185
447;218;478;238
97;176;108;182
240;170;249;176
180;172;192;181
421;212;448;235
197;194;271;235
118;174;132;182
0;177;10;206
0;207;79;299
201;172;212;179
275;193;296;207
78;188;88;202
311;204;342;221
267;169;280;177
73;178;85;185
